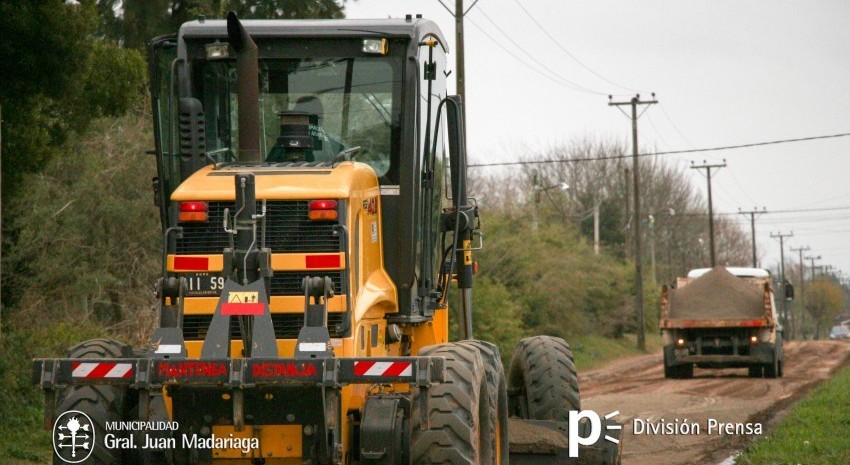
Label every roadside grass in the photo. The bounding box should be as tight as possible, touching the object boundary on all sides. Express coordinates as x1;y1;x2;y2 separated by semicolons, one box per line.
735;364;850;465
571;332;663;371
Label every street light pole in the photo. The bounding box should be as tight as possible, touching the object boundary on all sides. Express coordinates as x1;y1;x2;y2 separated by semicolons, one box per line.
532;174;569;236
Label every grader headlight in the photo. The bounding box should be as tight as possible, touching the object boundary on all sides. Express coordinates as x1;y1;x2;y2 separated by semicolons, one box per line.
362;38;388;55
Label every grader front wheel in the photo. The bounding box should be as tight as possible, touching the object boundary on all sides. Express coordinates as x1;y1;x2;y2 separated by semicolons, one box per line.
411;342;494;465
53;339;131;465
508;336;580;420
456;340;510;465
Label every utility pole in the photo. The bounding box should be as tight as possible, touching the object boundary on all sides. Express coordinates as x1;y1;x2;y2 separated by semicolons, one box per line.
609;93;657;351
691;160;726;267
437;0;480;130
806;255;822;338
791;246;810;339
738;207;766;268
806;256;822;279
770;231;793;335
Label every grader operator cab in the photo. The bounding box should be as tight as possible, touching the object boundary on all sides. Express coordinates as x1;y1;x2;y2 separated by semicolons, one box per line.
33;13;620;465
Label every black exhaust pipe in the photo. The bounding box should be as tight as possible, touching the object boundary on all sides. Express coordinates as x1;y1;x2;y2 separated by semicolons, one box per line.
227;12;261;163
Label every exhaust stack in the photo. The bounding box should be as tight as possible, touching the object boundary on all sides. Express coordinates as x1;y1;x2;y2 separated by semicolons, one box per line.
226;12;261;163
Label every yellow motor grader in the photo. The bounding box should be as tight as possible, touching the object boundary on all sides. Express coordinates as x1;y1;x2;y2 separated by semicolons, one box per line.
34;12;620;465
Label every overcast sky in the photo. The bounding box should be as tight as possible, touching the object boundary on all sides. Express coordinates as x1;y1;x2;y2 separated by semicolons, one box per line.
346;0;850;279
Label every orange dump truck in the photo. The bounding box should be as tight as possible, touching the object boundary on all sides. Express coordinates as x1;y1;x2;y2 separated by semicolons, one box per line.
660;266;789;379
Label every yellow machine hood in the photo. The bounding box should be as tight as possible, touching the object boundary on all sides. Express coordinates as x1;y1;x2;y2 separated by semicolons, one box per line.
171;161;379;201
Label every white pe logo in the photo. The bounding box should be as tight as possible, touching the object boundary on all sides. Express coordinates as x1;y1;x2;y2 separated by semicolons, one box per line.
568;410;621;458
53;410;95;463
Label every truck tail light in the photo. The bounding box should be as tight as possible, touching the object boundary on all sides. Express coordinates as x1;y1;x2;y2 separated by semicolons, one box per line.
676;338;685;348
179;201;208;222
309;199;338;221
749;335;758;345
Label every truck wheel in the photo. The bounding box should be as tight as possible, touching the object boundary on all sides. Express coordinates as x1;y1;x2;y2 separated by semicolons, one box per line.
764;357;779;378
53;339;130;465
678;363;694;379
411;343;489;465
508;336;580;420
748;366;763;378
663;352;677;379
456;340;509;465
778;360;784;378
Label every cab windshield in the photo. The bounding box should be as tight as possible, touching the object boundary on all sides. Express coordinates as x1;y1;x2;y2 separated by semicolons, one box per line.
195;55;402;180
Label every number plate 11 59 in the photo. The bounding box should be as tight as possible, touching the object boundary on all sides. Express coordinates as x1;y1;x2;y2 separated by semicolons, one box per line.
183;273;226;296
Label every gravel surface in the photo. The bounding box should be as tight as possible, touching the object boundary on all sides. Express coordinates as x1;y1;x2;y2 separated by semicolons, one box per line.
580;340;850;465
669;266;766;320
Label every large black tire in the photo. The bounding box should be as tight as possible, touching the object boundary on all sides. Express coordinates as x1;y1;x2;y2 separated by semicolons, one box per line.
748;365;763;378
456;340;509;465
663;352;676;379
54;339;131;465
411;343;489;465
508;336;580;420
764;355;779;378
677;363;694;379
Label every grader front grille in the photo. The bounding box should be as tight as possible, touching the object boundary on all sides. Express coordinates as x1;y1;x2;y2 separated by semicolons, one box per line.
175;201;342;254
182;312;348;341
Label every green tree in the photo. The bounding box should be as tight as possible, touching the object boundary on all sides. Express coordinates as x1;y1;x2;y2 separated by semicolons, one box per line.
448;277;528;365
4;111;160;333
113;0;347;49
807;277;845;339
0;110;159;460
0;0;145;200
221;0;344;19
474;211;632;340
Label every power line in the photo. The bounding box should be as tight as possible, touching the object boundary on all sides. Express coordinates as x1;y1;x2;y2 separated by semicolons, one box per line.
676;206;850;217
464;16;605;95
757;206;850;215
658;104;696;148
473;7;605;95
798;228;850;237
509;0;637;93
468;132;850;167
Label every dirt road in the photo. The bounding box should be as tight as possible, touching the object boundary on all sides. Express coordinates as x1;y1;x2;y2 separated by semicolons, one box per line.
580;340;850;465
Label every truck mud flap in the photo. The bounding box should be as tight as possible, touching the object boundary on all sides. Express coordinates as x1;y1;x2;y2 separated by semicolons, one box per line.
508;418;622;465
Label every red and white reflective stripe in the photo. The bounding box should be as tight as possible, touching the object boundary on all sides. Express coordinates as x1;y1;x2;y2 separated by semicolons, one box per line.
353;361;412;377
71;362;134;379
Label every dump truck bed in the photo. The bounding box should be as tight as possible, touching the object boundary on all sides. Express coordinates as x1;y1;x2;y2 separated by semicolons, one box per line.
661;266;773;329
